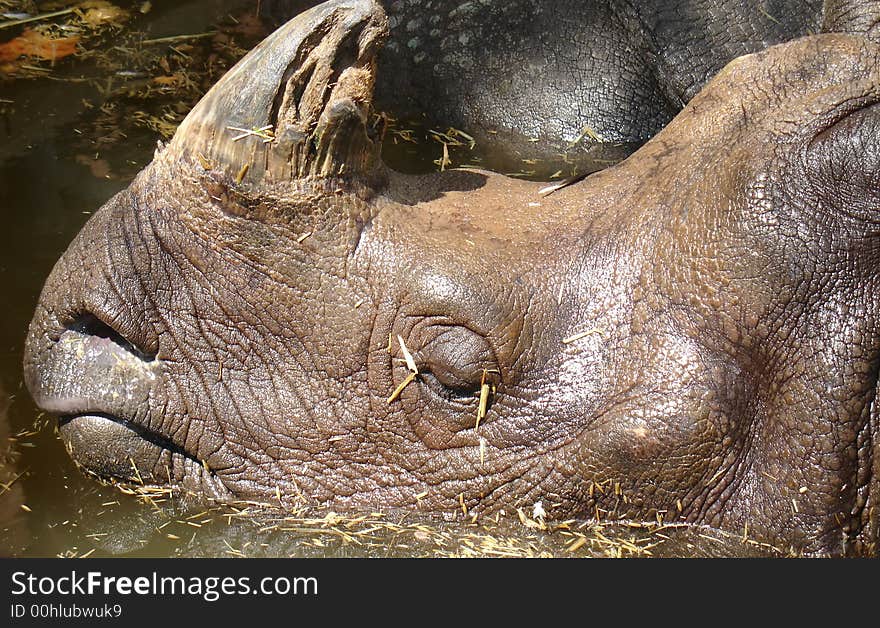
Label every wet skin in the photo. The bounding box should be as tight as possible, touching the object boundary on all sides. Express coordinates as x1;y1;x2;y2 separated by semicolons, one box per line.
23;0;880;555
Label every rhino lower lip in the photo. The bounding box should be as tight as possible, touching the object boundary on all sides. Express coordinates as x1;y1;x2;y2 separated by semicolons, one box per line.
59;412;193;459
57;412;203;484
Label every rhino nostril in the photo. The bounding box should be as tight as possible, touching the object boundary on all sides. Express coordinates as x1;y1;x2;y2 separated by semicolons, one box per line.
66;313;156;362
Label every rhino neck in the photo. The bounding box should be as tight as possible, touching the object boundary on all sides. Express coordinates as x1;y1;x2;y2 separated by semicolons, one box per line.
166;0;388;191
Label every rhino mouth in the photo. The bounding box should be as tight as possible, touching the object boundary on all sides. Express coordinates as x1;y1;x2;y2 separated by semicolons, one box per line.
65;313;156;363
27;312;199;487
25;307;234;500
57;412;202;486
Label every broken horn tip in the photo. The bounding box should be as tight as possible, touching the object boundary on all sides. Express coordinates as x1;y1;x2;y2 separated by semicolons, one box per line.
167;0;388;185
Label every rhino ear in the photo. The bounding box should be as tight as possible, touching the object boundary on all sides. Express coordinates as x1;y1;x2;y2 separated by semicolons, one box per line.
166;0;387;188
822;1;880;41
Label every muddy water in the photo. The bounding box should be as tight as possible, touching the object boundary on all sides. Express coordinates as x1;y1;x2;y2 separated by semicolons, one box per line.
0;0;780;558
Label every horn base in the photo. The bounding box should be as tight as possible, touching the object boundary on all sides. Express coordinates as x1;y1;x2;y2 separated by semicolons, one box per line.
167;0;388;189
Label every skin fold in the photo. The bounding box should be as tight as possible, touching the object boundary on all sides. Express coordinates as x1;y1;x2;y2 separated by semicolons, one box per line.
23;0;879;556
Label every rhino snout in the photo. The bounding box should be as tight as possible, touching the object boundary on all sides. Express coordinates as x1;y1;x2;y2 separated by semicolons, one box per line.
22;227;231;500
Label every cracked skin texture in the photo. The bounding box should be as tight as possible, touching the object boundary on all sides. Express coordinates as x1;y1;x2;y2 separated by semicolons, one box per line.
22;0;879;556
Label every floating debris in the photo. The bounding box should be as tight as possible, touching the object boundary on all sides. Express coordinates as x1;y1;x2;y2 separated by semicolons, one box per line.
538;172;589;197
532;501;546;521
433;139;450;171
562;328;605;344
476;369;496;429
429;127;475;150
0;28;80;63
0;8;76;31
567;124;605;148
388;335;420;402
234;162;249;184
387;371;417;403
428;126;475;171
141;32;216;46
227;124;274;143
397;335;418;374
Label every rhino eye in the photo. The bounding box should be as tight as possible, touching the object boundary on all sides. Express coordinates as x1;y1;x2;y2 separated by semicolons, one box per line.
417;326;496;399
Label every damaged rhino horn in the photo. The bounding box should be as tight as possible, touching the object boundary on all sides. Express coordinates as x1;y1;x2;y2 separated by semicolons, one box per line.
822;0;880;41
167;0;388;187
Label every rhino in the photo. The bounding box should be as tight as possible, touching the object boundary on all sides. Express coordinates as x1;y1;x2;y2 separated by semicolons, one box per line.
23;0;879;556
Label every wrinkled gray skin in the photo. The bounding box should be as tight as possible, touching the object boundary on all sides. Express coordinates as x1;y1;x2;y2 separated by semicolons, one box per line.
23;0;880;556
263;0;827;173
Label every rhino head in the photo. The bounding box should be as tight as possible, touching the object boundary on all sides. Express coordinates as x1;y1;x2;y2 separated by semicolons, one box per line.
23;0;879;556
